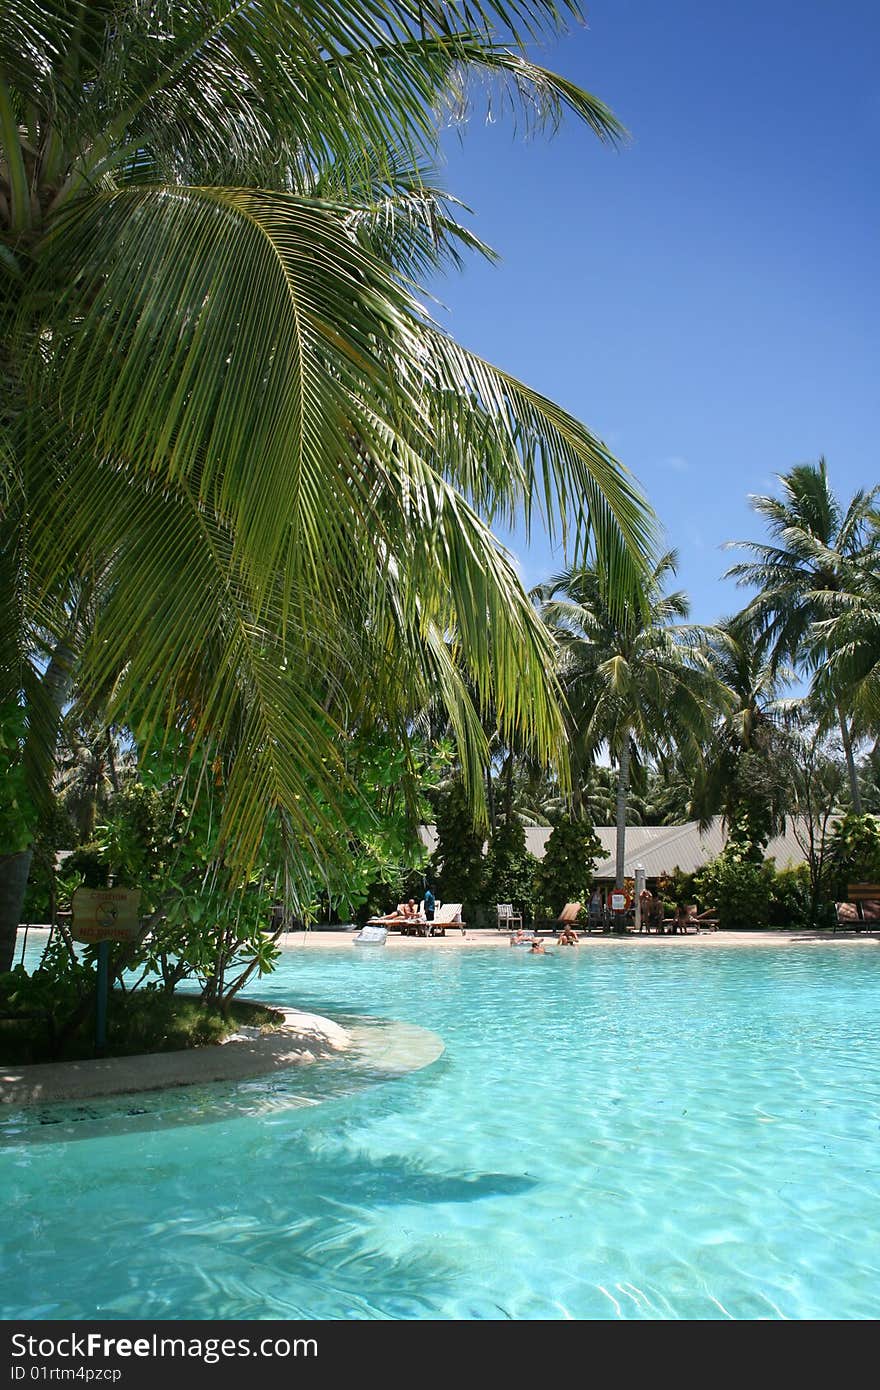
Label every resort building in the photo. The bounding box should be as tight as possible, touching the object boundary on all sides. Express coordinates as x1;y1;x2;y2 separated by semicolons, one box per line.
420;817;810;882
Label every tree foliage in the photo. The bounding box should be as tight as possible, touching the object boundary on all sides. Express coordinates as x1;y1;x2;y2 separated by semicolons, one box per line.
693;617;793;852
430;780;486;920
823;813;880;901
483;813;537;923
0;0;656;973
534;813;602;911
536;551;729;884
727;459;878;810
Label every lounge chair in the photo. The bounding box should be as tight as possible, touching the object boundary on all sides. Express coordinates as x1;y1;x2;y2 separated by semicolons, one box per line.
834;902;860;931
430;903;466;936
694;907;719;932
852;900;880;931
368;903;422;933
834;885;880;932
661;905;700;934
534;902;584;935
496;903;523;932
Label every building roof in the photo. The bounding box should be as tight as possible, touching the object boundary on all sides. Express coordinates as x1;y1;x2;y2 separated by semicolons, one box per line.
589;818;810;879
420;818;811;879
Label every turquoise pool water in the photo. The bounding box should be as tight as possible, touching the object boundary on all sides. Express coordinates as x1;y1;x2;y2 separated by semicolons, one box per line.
3;941;880;1320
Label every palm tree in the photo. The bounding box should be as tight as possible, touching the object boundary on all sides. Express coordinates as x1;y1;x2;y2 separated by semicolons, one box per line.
536;553;728;901
55;717;133;843
692;616;794;850
0;3;657;969
726;460;878;812
635;758;694;825
814;542;880;758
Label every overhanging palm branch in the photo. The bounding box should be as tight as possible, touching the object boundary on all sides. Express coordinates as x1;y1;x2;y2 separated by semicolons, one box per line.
2;0;654;965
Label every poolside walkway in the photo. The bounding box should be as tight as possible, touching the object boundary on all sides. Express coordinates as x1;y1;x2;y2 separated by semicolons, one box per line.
279;927;879;949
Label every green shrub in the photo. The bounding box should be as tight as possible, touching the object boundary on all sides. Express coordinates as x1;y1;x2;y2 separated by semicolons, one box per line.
769;863;811;928
694;849;775;930
430;781;485;920
824;813;880;899
63;842;110;888
533;814;602;913
656;866;698;911
0;954;282;1065
483;814;537;924
0;932;95;1060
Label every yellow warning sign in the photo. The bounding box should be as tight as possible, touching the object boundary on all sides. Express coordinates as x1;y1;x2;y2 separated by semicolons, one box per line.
71;887;142;943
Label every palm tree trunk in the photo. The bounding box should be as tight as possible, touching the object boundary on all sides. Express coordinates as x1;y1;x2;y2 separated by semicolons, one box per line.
106;728;120;794
571;748;584;818
615;735;631;892
0;639;74;973
837;701;862;814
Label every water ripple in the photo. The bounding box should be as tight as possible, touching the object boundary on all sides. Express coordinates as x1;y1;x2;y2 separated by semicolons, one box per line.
2;943;880;1318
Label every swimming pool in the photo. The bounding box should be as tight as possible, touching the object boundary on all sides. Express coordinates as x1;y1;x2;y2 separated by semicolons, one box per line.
2;942;879;1319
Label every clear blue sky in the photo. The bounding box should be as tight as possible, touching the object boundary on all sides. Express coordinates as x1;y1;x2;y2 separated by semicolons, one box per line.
429;0;879;623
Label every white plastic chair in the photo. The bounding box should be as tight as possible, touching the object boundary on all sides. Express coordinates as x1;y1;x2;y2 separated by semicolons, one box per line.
496;903;523;931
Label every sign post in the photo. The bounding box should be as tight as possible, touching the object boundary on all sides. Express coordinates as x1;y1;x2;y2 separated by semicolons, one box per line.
95;941;110;1049
71;887;142;1052
610;890;627;933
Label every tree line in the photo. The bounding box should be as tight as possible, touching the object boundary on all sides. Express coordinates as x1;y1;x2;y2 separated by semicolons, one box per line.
1;7;876;1041
428;457;880;927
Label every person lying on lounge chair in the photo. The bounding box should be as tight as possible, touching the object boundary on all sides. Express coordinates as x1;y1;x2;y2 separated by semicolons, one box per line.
369;901;421;927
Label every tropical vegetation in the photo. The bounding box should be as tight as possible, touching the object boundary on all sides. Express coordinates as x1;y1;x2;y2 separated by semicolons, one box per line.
534;551;728;892
1;0;655;976
1;4;878;1060
726;460;878;811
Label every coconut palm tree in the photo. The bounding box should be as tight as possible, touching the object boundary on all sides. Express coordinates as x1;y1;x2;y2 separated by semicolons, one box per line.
0;2;656;969
536;553;728;901
726;460;878;812
813;538;880;750
55;716;133;843
691;616;794;849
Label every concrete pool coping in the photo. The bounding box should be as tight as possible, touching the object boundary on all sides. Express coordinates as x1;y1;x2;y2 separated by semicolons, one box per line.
0;1005;352;1107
